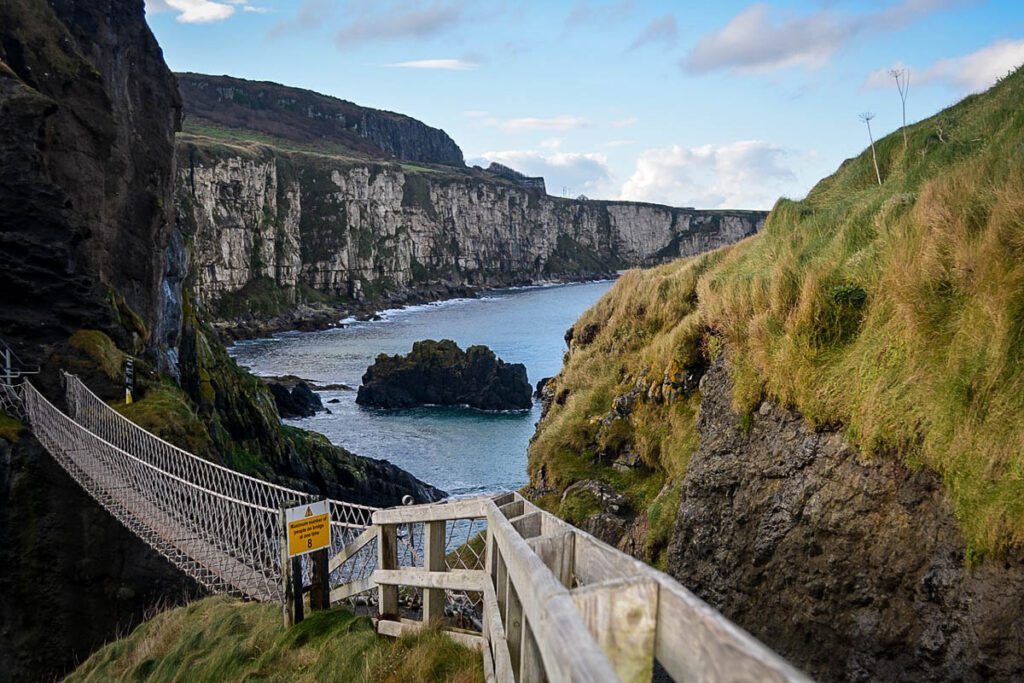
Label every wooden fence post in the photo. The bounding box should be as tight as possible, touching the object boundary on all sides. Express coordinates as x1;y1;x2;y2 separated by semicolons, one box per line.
279;505;294;627
423;520;446;625
377;523;398;618
291;555;304;624
310;548;329;610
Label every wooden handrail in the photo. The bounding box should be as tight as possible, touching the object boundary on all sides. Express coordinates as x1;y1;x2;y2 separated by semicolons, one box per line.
326;491;811;683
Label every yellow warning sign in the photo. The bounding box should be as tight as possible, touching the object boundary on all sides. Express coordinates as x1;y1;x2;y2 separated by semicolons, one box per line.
285;500;331;557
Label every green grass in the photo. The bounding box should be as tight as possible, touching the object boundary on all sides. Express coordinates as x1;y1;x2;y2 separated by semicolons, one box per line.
67;596;484;683
114;383;213;457
0;414;24;443
531;65;1024;561
69;329;127;383
181;123;367;160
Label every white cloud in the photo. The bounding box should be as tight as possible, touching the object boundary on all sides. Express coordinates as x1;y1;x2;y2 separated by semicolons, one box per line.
473;150;612;196
336;1;467;48
620;141;796;210
539;138;563;149
685;0;962;74
499;116;592;132
605;139;635;147
147;0;237;23
610;116;638;128
384;59;477;71
627;14;677;52
865;39;1024;93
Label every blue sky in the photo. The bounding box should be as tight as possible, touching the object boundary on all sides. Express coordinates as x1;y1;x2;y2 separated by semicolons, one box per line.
146;1;1024;209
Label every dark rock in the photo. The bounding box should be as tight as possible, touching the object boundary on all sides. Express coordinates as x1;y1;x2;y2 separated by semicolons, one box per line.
268;381;324;419
327;398;341;404
665;354;1024;682
535;376;552;398
356;339;532;411
0;0;182;369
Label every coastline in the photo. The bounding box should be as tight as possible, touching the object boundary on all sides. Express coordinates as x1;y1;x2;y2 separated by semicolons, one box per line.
212;273;620;343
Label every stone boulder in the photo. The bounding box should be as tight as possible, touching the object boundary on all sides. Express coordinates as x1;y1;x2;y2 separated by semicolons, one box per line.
356;339;532;411
268;381;325;418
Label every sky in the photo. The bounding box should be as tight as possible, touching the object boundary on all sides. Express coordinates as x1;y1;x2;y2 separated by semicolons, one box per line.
145;1;1024;210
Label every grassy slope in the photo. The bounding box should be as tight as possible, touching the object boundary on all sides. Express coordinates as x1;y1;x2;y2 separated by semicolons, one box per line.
67;596;483;683
530;66;1024;561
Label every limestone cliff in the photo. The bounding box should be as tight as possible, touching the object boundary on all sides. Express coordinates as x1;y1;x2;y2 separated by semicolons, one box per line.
175;134;764;323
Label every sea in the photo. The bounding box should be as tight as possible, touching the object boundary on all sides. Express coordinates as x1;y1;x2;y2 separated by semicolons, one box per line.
229;280;614;498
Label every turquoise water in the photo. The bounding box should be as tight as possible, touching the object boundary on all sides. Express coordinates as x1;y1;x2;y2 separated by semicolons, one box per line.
229;281;614;497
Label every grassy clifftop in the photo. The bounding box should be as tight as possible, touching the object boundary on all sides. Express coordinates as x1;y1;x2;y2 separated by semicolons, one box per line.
67;596;483;682
530;66;1024;561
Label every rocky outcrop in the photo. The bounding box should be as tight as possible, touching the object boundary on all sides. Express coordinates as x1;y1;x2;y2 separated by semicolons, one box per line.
357;340;532;411
268;381;325;419
177;73;464;166
664;355;1024;682
176;140;765;319
486;162;546;192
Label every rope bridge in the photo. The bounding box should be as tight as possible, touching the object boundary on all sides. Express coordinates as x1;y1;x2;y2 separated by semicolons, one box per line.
2;364;809;681
17;373;377;602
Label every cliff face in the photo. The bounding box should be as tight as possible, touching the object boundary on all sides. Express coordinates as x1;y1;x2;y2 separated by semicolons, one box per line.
667;355;1024;682
0;3;190;681
0;0;182;368
176;140;764;317
177;73;465;166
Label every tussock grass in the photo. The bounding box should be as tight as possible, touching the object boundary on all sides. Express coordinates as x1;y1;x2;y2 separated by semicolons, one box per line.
531;66;1024;560
67;596;484;683
529;255;716;562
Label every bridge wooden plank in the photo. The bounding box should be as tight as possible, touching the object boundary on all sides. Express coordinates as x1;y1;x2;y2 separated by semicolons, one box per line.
519;618;544;683
377;524;399;617
327;524;377;573
527;531;575;588
497;500;524;519
572;528;811;682
372;497;487;524
376;618;486;651
655;579;811;683
505;582;524;681
329;577;375;603
481;636;497;683
423;520;446;625
571;578;659;683
509;511;542;539
483;579;514;683
371;568;486;592
491;491;516;507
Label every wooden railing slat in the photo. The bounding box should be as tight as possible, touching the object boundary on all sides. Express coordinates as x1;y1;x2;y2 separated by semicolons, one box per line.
372;496;487;524
571;578;659;683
